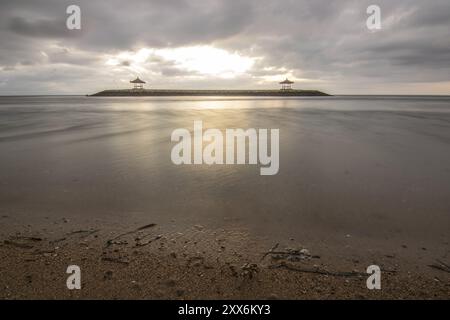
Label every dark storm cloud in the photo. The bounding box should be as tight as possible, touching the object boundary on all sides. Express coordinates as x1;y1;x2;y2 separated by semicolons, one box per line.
0;0;449;94
407;2;450;27
8;16;75;38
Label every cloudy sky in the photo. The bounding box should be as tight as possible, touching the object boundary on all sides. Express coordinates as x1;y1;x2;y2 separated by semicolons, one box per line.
0;0;449;95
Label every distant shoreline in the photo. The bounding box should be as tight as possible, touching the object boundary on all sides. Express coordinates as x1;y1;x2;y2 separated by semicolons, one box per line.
90;89;331;97
2;94;450;97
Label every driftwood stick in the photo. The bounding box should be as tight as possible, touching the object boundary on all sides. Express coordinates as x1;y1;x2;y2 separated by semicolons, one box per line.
260;243;279;261
436;259;450;270
12;236;43;242
266;251;306;256
50;229;99;244
429;259;450;273
101;256;130;265
3;240;34;249
106;223;156;247
68;229;99;236
269;262;367;277
134;235;162;247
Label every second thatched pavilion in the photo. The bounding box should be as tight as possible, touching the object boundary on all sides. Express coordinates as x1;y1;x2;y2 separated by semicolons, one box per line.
130;77;146;89
279;78;294;90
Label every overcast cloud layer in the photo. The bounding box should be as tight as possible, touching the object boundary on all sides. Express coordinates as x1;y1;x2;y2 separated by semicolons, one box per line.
0;0;449;95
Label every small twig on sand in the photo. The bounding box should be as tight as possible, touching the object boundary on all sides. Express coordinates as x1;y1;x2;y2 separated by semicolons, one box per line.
50;229;99;244
106;223;157;247
68;229;99;236
260;243;279;261
134;235;162;247
12;236;43;242
50;237;67;244
186;256;205;267
3;240;34;249
3;240;33;249
261;244;315;262
429;259;450;273
2;235;44;249
101;256;130;265
269;262;367;278
436;259;450;269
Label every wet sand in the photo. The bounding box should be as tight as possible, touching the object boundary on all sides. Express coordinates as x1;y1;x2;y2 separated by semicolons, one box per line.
0;95;449;299
0;215;449;299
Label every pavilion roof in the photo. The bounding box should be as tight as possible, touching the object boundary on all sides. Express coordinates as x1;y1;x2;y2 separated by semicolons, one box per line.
279;78;294;84
130;77;146;84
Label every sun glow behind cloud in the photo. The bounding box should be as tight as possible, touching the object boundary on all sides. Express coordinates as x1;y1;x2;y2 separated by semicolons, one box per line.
158;46;256;77
105;46;256;78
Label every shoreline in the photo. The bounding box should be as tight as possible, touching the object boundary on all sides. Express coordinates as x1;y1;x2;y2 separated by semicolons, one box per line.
90;89;331;97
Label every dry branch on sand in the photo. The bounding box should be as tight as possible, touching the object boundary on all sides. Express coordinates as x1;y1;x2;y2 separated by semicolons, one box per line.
106;223;156;247
269;262;367;278
429;259;450;273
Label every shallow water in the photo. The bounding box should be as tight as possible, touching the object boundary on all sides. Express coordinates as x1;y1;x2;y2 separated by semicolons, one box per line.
0;95;449;246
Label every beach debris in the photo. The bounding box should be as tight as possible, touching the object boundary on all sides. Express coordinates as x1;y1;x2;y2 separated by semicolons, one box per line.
131;281;142;291
25;275;33;284
50;229;99;244
34;249;56;255
3;235;43;249
68;229;99;236
135;234;162;247
428;259;450;273
101;256;130;265
164;278;177;287
228;264;239;277
187;256;205;268
13;236;43;242
261;243;279;261
135;223;157;231
107;240;128;246
103;270;113;280
3;240;34;249
240;263;259;279
269;262;367;278
261;244;315;262
194;225;204;231
176;289;185;297
106;223;156;247
51;237;67;244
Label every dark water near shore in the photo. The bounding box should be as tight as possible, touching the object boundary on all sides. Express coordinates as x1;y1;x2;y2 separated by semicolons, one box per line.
0;95;449;249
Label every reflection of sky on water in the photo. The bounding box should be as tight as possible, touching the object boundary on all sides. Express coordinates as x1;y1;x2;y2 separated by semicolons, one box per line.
0;96;449;245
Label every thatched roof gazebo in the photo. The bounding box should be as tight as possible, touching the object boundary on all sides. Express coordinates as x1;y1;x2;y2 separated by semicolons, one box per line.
279;78;294;90
130;77;146;89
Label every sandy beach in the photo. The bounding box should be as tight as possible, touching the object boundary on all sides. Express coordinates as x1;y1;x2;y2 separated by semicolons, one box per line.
0;95;449;299
0;214;449;299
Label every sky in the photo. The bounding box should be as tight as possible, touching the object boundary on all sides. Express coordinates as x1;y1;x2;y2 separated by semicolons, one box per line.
0;0;449;95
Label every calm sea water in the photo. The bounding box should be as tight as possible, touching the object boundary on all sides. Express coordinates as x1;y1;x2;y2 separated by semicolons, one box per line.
0;95;449;246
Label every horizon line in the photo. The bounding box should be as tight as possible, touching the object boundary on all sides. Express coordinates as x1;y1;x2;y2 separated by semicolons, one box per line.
1;94;450;97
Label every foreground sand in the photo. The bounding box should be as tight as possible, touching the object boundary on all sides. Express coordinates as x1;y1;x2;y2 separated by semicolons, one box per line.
0;216;448;299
